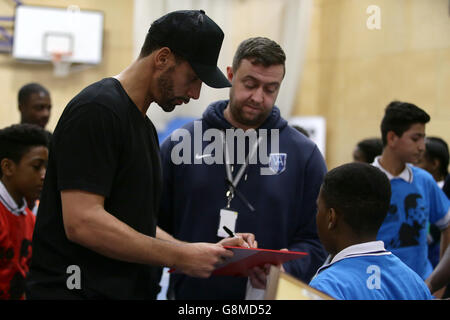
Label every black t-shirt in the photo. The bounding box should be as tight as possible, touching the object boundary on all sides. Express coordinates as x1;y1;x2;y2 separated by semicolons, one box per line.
26;78;163;299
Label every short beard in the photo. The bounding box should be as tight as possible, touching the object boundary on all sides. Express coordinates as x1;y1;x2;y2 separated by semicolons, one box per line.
228;95;271;129
157;66;177;112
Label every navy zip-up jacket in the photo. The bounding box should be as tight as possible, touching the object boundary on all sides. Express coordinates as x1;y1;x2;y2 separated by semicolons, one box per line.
158;100;327;299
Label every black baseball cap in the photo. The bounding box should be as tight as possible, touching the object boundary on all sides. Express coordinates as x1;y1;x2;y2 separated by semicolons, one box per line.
149;10;231;88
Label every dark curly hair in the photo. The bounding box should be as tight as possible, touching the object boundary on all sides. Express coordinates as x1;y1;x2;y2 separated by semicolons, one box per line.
0;124;49;177
321;162;391;237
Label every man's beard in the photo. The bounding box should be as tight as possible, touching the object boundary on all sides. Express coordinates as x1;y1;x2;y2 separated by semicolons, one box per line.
157;67;189;112
228;97;271;128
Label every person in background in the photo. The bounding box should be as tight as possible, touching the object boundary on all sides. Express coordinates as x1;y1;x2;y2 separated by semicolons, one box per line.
353;137;383;164
416;137;449;189
416;136;450;297
372;101;450;281
0;124;49;299
444;174;450;199
18;83;52;131
309;162;432;300
17;83;52;213
291;124;310;138
416;137;449;266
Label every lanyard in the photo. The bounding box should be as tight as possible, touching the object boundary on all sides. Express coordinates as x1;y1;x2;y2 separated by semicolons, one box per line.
221;131;261;210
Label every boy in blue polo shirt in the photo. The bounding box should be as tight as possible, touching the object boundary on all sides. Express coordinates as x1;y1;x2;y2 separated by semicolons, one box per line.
373;101;450;280
309;163;432;300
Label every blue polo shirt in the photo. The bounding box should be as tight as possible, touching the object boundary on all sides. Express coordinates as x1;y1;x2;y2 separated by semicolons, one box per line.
309;241;432;300
372;158;450;279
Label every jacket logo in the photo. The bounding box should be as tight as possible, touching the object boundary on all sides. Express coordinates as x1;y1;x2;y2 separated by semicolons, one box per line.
268;153;287;175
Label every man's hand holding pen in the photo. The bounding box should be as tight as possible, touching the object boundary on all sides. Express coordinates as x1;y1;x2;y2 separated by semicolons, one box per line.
218;226;287;290
218;226;257;249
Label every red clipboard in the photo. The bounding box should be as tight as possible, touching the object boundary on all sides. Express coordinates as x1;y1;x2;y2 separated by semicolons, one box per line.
213;246;307;277
169;246;307;277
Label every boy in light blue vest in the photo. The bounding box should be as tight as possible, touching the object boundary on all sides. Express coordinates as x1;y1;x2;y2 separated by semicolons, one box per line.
309;163;432;300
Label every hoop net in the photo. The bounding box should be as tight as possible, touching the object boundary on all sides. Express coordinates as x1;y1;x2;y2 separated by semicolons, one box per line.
51;51;73;77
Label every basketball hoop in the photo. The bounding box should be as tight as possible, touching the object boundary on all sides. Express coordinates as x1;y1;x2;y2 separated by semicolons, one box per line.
51;51;72;77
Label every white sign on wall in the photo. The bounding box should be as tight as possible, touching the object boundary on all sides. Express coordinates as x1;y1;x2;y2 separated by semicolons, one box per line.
289;116;326;157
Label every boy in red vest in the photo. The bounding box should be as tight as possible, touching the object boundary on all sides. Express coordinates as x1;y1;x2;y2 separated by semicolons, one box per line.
0;124;48;299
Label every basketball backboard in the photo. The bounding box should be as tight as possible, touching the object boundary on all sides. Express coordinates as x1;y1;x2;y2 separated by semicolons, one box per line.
12;5;104;65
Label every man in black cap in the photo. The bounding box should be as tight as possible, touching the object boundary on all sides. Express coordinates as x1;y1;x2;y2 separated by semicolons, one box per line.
26;10;254;299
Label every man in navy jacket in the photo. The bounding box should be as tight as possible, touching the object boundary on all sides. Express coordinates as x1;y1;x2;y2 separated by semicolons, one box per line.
159;37;327;299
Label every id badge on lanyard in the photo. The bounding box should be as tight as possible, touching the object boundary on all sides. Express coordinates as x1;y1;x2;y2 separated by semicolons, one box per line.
217;208;238;238
216;132;260;238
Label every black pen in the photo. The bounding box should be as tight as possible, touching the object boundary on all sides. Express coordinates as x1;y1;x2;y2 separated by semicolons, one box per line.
223;226;235;238
223;226;250;248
